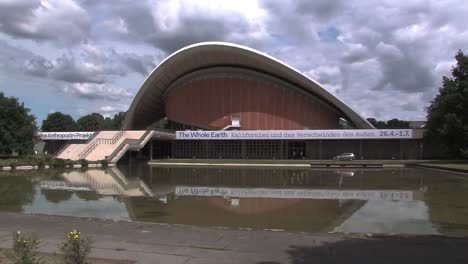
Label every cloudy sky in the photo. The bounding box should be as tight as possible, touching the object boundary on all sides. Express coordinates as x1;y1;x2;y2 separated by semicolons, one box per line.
0;0;466;125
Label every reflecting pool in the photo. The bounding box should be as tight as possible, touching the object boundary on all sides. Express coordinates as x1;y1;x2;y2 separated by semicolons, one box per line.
1;165;468;236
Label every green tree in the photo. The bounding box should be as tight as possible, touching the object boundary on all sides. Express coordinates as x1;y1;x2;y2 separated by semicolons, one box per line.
0;92;36;155
386;118;409;129
101;112;126;130
111;111;126;129
41;112;77;131
367;118;410;129
426;50;468;158
367;118;386;128
76;113;105;131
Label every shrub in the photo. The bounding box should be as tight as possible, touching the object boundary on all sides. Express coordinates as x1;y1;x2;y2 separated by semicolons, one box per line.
99;160;108;168
35;160;45;169
6;230;42;264
50;158;65;168
78;159;88;168
9;161;18;169
33;155;50;168
60;229;93;264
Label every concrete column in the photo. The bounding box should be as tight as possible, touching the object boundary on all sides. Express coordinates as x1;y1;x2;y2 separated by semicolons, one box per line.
129;151;132;167
319;140;323;160
150;166;153;185
204;141;209;159
399;139;403;160
419;141;423;160
359;140;363;159
241;140;246;159
279;140;284;159
150;140;154;160
171;141;176;158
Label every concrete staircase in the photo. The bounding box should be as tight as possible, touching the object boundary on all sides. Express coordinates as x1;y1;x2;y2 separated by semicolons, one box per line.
55;130;147;163
108;130;154;164
55;143;88;160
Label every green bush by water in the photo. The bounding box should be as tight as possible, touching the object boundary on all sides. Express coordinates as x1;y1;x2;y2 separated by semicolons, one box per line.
78;159;88;168
0;155;84;169
99;160;108;168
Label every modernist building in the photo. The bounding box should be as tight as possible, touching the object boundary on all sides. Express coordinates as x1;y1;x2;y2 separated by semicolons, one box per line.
48;42;426;161
118;42;423;160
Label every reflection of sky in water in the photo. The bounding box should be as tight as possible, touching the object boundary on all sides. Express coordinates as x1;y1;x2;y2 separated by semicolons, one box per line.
23;187;130;221
334;200;438;235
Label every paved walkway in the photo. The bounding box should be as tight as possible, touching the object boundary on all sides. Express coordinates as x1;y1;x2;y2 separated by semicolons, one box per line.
1;213;468;264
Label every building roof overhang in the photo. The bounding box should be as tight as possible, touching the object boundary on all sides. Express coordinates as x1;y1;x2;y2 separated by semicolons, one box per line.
122;42;374;129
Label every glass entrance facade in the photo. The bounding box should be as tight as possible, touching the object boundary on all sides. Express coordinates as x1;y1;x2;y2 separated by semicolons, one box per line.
154;139;423;160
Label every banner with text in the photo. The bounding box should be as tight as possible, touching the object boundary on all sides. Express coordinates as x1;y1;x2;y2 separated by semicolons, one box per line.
176;129;414;140
38;132;95;140
175;186;414;201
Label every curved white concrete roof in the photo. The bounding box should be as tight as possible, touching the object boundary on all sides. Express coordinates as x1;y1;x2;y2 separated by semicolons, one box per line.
123;42;373;129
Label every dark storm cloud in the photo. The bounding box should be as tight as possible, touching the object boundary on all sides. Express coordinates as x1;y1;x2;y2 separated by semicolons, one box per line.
49;54;107;84
0;40;36;72
150;14;251;54
99;0;254;54
118;53;155;76
0;0;91;44
369;42;436;92
258;0;317;42
23;47;156;84
341;43;370;64
0;1;41;38
294;0;346;20
24;56;53;77
62;83;133;101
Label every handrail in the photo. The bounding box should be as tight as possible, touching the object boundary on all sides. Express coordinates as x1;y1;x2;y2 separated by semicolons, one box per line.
111;130;125;143
78;140;99;159
107;138;140;163
107;131;153;163
108;143;130;163
78;130;125;159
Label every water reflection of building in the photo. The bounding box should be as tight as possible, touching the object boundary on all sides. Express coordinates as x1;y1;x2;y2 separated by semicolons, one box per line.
120;166;425;232
140;166;426;190
5;165;466;236
39;168;153;197
36;166;428;233
124;195;365;232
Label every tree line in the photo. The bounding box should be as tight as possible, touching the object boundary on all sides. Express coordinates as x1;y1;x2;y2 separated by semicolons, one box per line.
366;118;410;129
41;111;126;132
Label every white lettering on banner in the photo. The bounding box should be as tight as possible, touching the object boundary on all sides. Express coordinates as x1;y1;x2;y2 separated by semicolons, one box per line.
175;186;414;201
175;129;415;140
37;132;95;140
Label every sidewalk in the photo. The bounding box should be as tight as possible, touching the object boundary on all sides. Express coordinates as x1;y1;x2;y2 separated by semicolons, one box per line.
1;213;468;264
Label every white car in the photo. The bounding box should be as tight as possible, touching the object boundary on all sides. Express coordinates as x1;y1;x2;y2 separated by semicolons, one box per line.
332;153;355;161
